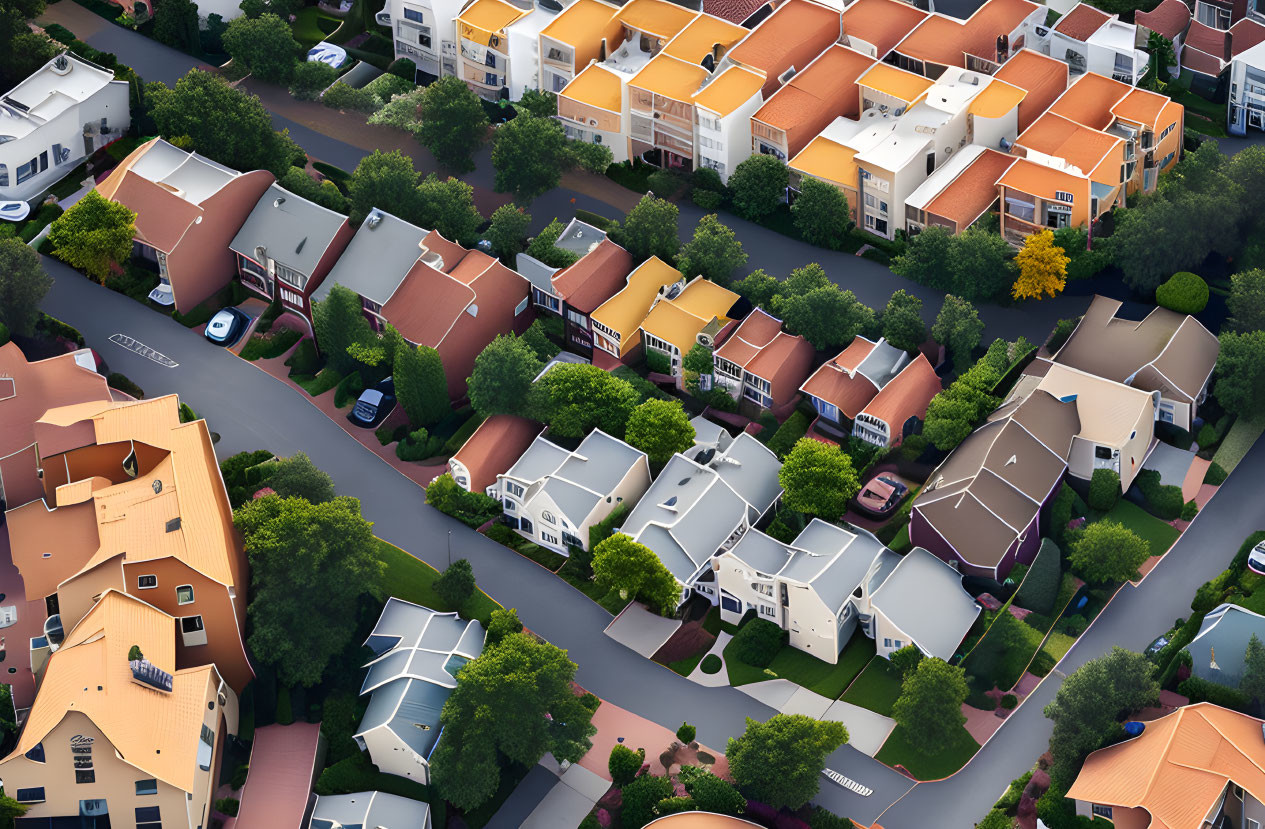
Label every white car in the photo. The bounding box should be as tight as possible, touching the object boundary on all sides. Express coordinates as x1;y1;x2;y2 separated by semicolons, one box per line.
1248;541;1265;575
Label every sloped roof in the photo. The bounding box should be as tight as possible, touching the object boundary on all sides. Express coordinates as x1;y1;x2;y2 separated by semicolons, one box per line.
1016;112;1122;178
1054;3;1112;40
861;352;941;429
1067;703;1265;829
504;430;647;526
1188;603;1265;684
692;65;766;117
839;0;929;57
0;342;110;464
229;183;348;277
725;0;842;73
561;61;623;112
994;49;1070;132
1049;71;1133;131
540;0;618;46
923;147;1016;229
662;14;748;62
551;238;635;313
640;278;740;355
871;547;981;660
629;54;709;101
752;45;874;130
616;0;700;38
311;791;431;829
450;415;544;494
313;209;429;307
1135;0;1191;41
702;0;768;24
590;256;684;342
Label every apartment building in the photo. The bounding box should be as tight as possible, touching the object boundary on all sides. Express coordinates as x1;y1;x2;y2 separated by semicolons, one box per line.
589;256;688;361
692;65;767;180
904;145;1018;233
837;0;928;59
0;53;130;203
454;0;552;101
557;62;628;158
992;48;1070;131
98;138;275;312
1229;37;1265;132
1021;2;1149;84
711;309;815;411
890;0;1044;78
638;276;741;376
749;45;875;162
787;118;863;222
0;590;238;829
538;0;622;93
382;0;466;79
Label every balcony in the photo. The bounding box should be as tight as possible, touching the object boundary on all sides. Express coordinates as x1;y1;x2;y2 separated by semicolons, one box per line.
375;9;391;24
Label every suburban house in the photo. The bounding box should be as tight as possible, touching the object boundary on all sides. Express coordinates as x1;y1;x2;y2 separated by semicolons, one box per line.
354;600;486;784
1066;703;1265;828
382;0;466;80
538;0;623;94
97;138;275;312
799;336;941;447
711;309;815;412
378;230;531;398
1229;37;1265;133
719;0;842;100
4;395;255;693
621;432;783;602
0;53;130;203
448;414;545;494
454;0;562;102
310;792;432;829
713;520;896;662
869;546;982;660
490;429;651;554
1021;2;1149;85
517;219;635;355
903;145;1019;235
638;276;742;377
888;0;1044;78
228;183;355;336
992;48;1071;132
0;590;238;829
589;256;690;362
311;208;431;334
691;64;767;182
911;389;1080;580
1052;294;1220;431
1188;603;1265;687
0;342;111;515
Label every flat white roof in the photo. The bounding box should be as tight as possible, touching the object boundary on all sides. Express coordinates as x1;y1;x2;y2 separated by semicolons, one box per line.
0;53;115;139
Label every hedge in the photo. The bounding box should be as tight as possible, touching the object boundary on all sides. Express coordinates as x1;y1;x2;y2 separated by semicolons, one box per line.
107;372;144;399
334;371;365;408
1087;468;1119;511
766;410;811;459
1135;469;1183;520
1015;538;1062;614
239;329;302;361
285;338;322;376
1155;271;1209;314
1178;675;1250;711
729;618;786;668
1205;461;1228;485
442;412;486;454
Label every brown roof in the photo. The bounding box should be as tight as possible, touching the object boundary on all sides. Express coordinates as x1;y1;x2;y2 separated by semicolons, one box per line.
1135;0;1191;40
1017;113;1122;177
799;338;880;418
1067;703;1265;829
702;0;768;24
450;415;544;493
1185;20;1230;63
1232;17;1265;56
839;0;929;57
715;309;815;405
994;49;1070;132
0;343;111;463
420;229;470;274
726;0;841;95
924;148;1016;230
1183;44;1226;75
1053;3;1111;40
7;499;100;599
105;171;202;253
1048;71;1133;131
860;352;941;429
1054;295;1220;404
751;45;874;155
551;238;635;313
896;0;1039;66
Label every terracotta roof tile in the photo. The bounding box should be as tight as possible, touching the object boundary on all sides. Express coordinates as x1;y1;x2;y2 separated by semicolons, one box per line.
1183;43;1226;75
1135;0;1191;40
727;0;842;92
998;156;1091;203
752;45;874;135
1053;3;1111;40
1232;18;1265;56
703;0;768;24
897;0;1039;67
450;415;545;493
1017;112;1122;176
1186;20;1230;61
799;337;881;418
0;342;111;465
860;352;941;430
1110;87;1170;127
839;0;929;57
1048;71;1132;130
994;49;1070;132
924;148;1016;229
551;238;635;313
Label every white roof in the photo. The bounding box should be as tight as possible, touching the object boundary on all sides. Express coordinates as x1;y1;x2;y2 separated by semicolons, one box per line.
127;139;240;205
0;53;116;140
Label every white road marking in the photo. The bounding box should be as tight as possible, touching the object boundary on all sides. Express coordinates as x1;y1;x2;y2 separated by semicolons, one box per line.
823;768;873;796
109;334;178;367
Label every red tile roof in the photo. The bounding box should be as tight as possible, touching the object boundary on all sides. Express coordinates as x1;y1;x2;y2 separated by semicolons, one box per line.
924;148;1016;230
727;0;842;96
799;337;881;418
1186;20;1230;62
1135;0;1191;40
450;414;544;493
1053;3;1111;40
551;238;636;314
861;352;941;430
1232;17;1265;56
839;0;929;57
897;0;1039;67
751;45;874;156
703;0;768;24
994;49;1070;132
715;309;815;407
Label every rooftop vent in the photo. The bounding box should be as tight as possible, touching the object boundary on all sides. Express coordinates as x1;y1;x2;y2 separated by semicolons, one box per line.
130;658;174;693
296;236;307;255
368;212;383;229
165;517;181;533
51;55;71;74
273;196;286;207
151;479;162;494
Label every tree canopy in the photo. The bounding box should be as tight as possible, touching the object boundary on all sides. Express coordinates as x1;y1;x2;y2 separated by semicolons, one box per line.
434;558;476;608
0;236;52;337
486;203;531;264
592;533;680;614
236;495;384;687
726;714;848;810
347;149;420;226
781;284;875;350
528;363;640;438
792;178;850;249
729;154;789;221
278;166;348;213
1213;330;1265;418
222;13;299;83
467;334;543;418
394;341;449;427
614;193;680;263
1013;229;1069;301
892;225;954;291
416;174;484;246
491;114;568;201
891;657;969;753
415;76;489;172
153;0;201;54
48;190;136;282
265;451;336;504
1229;269;1265;333
1241;633;1265;711
778;438;861;519
676;214;747;283
1068;520;1151;584
624;399;695;466
312;284;376;374
881;289;926;352
932;294;984;371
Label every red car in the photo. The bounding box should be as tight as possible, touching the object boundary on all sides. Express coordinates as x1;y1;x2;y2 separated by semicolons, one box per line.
852;475;910;518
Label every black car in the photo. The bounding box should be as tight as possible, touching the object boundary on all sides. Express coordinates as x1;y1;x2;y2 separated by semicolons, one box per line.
350;377;396;427
203;308;251;347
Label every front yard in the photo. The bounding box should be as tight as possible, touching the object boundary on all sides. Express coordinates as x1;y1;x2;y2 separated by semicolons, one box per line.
375;538;500;625
875;723;981;781
722;634;875;698
840;658;904;717
1099;499;1181;555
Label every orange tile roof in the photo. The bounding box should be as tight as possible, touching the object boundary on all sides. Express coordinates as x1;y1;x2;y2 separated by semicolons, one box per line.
692;65;766;116
1111;87;1171;128
103;169;202;253
1053;3;1111;40
458;0;530;34
1067;703;1265;829
799;337;881;418
998;156;1090;203
858;62;935;103
925;148;1016;229
839;0;929;56
591;256;683;343
1048;71;1132;131
893;15;965;65
615;0;699;38
12;590;218;793
552;237;635;312
968;78;1027;118
994;49;1070;131
1017;113;1122;177
752;45;874;129
789;135;859;187
726;0;841;72
861;352;941;429
450;415;544;493
1135;0;1191;40
561;62;622;112
715;310;814;400
540;0;618;46
7;498;100;599
897;0;1039;66
629;54;710;102
662;13;747;62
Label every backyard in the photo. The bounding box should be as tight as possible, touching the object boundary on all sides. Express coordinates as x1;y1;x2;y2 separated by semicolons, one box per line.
1097;499;1181;556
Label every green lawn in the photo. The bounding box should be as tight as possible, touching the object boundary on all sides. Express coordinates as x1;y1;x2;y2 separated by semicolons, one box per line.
293;367;344;397
1100;499;1181;556
768;636;876;699
375;539;500;625
1214;416;1265;474
723;637;773;686
293;6;342;45
840;657;904;716
668;650;708;676
875;723;980;781
511;541;566;572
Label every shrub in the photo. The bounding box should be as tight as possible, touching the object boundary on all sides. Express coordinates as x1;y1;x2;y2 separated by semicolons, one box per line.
700;386;738;412
1205;461;1228;485
1155;271;1209;314
333;371;365;408
1001;693;1018;709
44;23;76;44
38;314;85;346
387;57;416;79
1087;468;1120;511
289;60;338;100
588;503;629;550
645;348;671;374
609;744;644;787
1046;317;1081;352
621;773;674;829
766;410;811;459
396;427;445;462
1178;675;1250;710
700;654;722;674
1015;539;1062;614
693;188;723;211
1182;500;1200;521
676;722;696;744
729;618;786;668
322;82;379;113
1196;422;1220;451
285;338;322;376
214;798;240;817
107;372;144;399
230;763;249;790
807;807;855;829
1056;615;1087;636
646;169;683;197
679;766;744;816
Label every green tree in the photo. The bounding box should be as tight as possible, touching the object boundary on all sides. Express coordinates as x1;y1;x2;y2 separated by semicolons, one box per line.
732;268;779;310
266;451;336;503
0;236;52;337
486;607;523;647
416;174;484;246
467;334;543;418
921;393;979;451
889;644;924;679
726;714;848;810
1044;647;1159;788
434;558;476;608
620;773;675;829
1214;330;1265;418
949;226;1014;301
592;533;681;614
48;190;136;282
781;285;875;350
492;114;568;201
1068;520;1151;584
624;399;695;465
681;342;713;395
881;289;926;352
289;60;338;101
1228;269;1265;333
3;34;58;88
486;203;531;264
932;294;984;371
1087;468;1120;512
432;632;597;810
778;438;861;519
312;284;376;374
394;341;449;427
347;149;420;226
567;139;614;174
614;193;680;263
235;495;384;686
520;319;558;363
676;214;747;283
416;75;489;172
278;166;348;213
1241;633;1265;711
891;224;954;291
147;69;302;175
153;0;201;53
891;656;968;753
518;88;557;118
525;218;580;268
222;13;299;83
0;792;26;828
729;154;789;221
528;362;639;438
772;263;830;313
679;766;744;815
792;177;850;249
608;743;645;787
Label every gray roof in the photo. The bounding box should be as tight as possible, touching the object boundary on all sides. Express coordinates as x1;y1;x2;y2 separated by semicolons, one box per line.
871;547;981;661
554;218;608;255
708;432;784;514
514;252;559;295
689;415;733;453
855;338;908;390
1189;603;1265;686
310;791;431;829
504;435;573;483
504;430;647;526
127;138;238;205
229;183;349;278
313;209;429;306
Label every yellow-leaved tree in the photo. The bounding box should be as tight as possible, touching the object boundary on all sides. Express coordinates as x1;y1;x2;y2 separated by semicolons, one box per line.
1012;229;1070;301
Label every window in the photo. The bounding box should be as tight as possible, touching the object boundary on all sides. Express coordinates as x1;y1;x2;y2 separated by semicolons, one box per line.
758;604;776;618
16;152;48;184
181;615;207;647
1094;446;1114;460
879;200;888;214
274;263;307;290
865;214;875;228
25;743;44;762
1247;819;1259;829
137;806;162;825
541;511;556;525
541;531;559;545
1112;52;1133;75
166;517;181;533
1005;196;1036;223
865;193;876;208
198;724;214;771
892;640;902;648
1233;785;1245;801
138;574;157;589
136;779;158;795
403;6;423;21
1160;122;1176;140
1160;151;1176;169
562;532;583;549
520;517;533;534
418;32;431;48
812;397;840;422
1091;805;1113;819
1196;0;1231;27
566;309;588;328
176;585;194;605
485;72;499;86
883;638;892;648
0;164;7;187
503;499;515;512
1054;190;1074;203
280;287;304;306
72;735;95;784
506;481;524;497
15;788;44;803
514;296;527;315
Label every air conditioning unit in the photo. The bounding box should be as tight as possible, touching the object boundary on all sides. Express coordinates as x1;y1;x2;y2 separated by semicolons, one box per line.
697;331;714;347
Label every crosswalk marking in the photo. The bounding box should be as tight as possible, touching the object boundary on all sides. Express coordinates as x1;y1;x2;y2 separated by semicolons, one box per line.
823;768;872;796
109;334;178;368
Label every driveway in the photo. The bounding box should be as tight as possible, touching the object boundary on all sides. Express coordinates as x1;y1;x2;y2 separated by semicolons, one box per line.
604;602;682;659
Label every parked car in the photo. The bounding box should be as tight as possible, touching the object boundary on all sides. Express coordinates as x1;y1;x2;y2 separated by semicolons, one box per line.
350;377;396;428
1249;540;1265;576
851;475;910;518
1145;633;1171;656
203;308;250;347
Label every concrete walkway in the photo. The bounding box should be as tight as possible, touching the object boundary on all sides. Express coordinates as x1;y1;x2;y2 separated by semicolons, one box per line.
604;601;681;658
234;723;322;829
687;632;732;687
821;701;897;758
